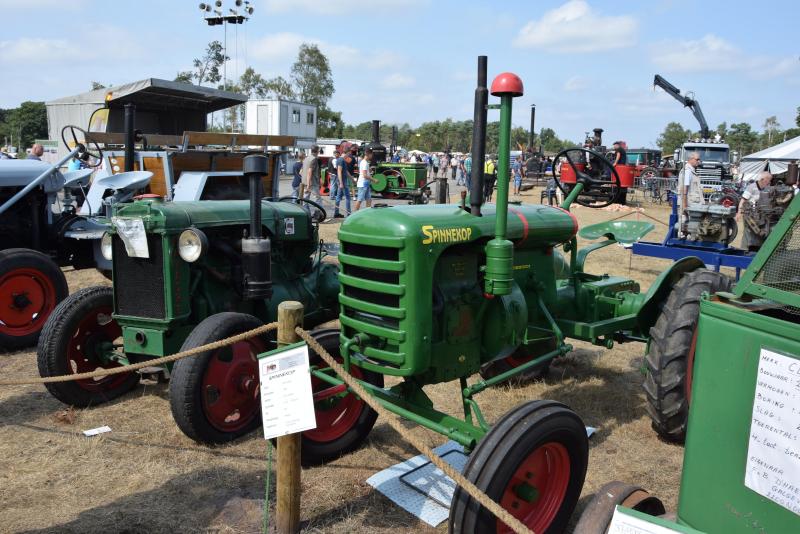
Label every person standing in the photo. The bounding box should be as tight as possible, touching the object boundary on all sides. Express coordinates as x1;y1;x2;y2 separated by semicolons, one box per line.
303;146;324;220
28;143;44;161
355;148;377;211
512;155;523;196
678;152;703;233
328;149;341;200
612;141;627;166
464;153;472;190
291;152;305;199
737;171;773;251
432;153;439;179
333;151;351;218
450;153;459;182
484;157;497;201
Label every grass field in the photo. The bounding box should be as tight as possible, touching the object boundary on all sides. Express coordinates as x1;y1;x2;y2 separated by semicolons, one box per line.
0;188;739;533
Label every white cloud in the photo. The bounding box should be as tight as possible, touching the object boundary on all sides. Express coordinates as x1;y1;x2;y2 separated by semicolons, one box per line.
650;34;799;78
0;37;76;63
563;75;589;92
514;0;638;53
381;73;415;89
250;32;403;71
262;0;426;15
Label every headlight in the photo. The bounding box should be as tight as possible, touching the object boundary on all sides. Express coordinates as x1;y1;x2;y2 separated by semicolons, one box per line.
101;232;113;261
178;228;208;263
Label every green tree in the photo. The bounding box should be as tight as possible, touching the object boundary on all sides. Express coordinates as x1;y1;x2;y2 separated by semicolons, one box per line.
657;122;692;154
187;41;228;86
291;44;334;108
0;101;48;151
726;122;759;155
762;115;781;146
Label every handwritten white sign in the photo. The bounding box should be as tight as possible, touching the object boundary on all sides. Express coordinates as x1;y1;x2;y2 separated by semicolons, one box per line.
607;506;683;534
259;343;317;440
744;348;800;516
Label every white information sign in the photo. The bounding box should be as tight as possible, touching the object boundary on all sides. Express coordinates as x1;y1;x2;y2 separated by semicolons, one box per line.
607;507;684;534
744;347;800;516
258;343;317;440
112;217;149;258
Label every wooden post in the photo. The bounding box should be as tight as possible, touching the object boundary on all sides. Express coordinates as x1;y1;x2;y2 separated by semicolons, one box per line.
276;301;304;534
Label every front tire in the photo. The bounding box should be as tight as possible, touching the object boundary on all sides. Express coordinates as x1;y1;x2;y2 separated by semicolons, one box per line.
0;248;68;350
449;400;588;534
643;269;733;442
37;286;138;407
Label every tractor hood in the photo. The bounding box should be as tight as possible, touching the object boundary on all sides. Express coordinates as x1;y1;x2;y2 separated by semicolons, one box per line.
339;203;577;250
111;199;311;241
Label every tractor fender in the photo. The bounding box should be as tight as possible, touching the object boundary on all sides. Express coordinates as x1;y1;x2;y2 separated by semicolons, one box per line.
636;256;705;333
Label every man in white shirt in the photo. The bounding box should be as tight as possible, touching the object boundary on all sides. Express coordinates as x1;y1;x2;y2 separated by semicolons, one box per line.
354;148;377;211
678;152;703;232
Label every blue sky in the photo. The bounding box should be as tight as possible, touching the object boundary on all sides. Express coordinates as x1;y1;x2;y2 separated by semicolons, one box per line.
1;0;798;147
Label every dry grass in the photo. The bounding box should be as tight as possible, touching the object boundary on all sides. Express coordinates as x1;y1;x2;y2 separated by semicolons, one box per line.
0;189;732;533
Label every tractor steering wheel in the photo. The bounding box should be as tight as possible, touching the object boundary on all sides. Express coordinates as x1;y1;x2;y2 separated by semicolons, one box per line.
61;125;103;168
277;196;328;222
552;147;621;208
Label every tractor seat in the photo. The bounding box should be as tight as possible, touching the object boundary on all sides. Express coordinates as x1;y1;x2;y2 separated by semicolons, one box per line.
578;220;654;244
62;169;94;189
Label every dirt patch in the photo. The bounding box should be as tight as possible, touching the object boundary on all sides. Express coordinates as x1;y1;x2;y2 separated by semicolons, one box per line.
0;191;715;532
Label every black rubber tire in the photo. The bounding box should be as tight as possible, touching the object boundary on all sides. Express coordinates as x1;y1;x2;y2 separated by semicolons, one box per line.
449;400;589;534
36;286;138;407
0;248;68;350
170;312;272;444
478;338;556;384
301;328;384;466
644;269;733;442
573;481;665;534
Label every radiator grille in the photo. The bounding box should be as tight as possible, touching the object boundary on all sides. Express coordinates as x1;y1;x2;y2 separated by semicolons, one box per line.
338;238;407;369
113;235;166;319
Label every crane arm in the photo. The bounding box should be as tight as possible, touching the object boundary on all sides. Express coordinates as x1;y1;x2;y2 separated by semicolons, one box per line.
653;74;710;138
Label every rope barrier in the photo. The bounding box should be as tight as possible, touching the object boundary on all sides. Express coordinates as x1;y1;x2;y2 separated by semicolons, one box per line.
295;327;536;534
0;322;279;385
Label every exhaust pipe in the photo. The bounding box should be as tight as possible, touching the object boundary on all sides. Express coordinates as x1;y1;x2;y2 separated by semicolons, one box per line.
470;56;488;216
529;105;536;152
124;103;136;172
241;154;272;300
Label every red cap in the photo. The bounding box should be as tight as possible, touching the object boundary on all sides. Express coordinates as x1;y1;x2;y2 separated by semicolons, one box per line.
490;72;524;97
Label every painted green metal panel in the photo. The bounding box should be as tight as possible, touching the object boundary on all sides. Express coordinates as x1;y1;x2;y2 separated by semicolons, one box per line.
678;297;800;532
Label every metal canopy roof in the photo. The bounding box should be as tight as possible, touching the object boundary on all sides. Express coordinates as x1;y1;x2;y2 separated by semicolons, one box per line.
47;78;246;113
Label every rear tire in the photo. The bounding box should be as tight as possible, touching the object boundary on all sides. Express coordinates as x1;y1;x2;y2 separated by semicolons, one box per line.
0;248;68;350
573;481;665;534
449;400;588;534
170;313;272;444
644;269;733;442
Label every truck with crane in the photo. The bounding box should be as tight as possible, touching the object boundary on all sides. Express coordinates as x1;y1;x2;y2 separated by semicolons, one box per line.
653;74;735;192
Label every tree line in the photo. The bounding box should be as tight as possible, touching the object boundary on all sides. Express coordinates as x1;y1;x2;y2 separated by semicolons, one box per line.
0;102;48;153
657;108;800;157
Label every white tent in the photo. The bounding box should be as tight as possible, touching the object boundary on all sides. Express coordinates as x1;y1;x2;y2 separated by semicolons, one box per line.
740;135;800;182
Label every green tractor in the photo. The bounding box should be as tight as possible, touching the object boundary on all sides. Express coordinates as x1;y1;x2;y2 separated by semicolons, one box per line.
575;194;800;534
38;57;722;532
37;156;340;417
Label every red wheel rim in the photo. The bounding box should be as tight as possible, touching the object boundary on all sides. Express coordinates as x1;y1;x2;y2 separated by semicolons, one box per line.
497;442;571;533
202;338;267;433
685;328;699;404
65;305;132;391
0;267;57;337
304;363;366;443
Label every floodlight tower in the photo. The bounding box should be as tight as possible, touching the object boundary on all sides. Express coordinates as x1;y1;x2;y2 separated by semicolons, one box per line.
198;1;255;130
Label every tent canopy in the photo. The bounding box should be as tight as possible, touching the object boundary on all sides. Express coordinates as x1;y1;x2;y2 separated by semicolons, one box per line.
740;135;800;181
